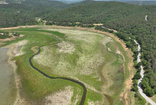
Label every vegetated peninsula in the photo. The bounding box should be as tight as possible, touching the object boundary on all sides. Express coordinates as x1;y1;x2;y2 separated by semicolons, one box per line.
0;0;156;105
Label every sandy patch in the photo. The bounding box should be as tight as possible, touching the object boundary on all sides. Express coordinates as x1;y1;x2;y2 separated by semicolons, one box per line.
45;86;73;105
102;26;118;33
116;49;121;55
13;40;27;56
88;100;102;105
108;47;111;52
116;49;125;62
93;23;103;26
31;46;39;54
0;25;39;30
151;95;156;103
101;37;113;45
57;41;75;54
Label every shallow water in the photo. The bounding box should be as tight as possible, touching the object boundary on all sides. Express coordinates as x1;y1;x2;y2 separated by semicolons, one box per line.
0;47;15;105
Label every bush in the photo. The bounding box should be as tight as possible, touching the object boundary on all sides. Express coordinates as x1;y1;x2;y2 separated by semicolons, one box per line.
131;79;138;92
133;73;141;80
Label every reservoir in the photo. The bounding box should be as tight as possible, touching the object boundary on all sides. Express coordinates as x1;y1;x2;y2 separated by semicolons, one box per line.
0;47;16;105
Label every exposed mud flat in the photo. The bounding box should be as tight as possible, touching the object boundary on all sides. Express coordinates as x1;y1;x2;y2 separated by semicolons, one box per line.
0;47;16;105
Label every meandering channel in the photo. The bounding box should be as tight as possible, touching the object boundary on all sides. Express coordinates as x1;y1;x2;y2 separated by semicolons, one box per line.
29;36;87;105
134;40;156;105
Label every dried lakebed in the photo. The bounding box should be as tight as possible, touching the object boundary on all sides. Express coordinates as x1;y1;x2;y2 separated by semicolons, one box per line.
29;36;87;105
0;26;129;105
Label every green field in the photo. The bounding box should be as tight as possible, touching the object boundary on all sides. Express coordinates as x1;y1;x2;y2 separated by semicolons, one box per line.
1;26;129;105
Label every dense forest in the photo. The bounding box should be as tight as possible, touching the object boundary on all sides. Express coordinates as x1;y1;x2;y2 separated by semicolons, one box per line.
0;0;66;28
0;0;156;97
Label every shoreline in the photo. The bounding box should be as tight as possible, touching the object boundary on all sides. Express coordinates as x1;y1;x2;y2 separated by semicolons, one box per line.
0;25;39;30
6;44;27;105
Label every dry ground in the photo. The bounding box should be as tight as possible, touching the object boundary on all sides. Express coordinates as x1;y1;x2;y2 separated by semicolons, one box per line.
45;25;135;105
0;25;135;105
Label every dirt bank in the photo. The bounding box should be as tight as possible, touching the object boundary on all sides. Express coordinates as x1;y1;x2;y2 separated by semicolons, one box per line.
0;25;39;30
6;44;28;105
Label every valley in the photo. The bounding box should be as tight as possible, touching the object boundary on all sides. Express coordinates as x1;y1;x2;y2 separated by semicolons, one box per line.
0;26;133;105
0;0;156;105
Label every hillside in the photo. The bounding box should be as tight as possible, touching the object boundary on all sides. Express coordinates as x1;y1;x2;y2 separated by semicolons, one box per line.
5;0;67;8
0;0;67;28
125;1;156;5
21;0;67;9
44;2;147;24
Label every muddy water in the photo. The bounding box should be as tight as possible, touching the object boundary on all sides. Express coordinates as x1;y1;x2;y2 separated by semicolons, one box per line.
0;47;16;105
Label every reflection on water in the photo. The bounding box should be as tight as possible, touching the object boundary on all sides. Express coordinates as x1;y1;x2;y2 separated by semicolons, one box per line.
0;47;15;105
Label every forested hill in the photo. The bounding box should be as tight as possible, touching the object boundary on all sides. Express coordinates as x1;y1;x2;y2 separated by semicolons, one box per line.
5;0;67;8
44;2;148;24
21;0;67;9
125;1;156;5
0;4;37;27
0;0;67;27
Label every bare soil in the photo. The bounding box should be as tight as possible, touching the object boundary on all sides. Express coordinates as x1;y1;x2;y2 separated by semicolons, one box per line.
44;86;73;105
31;46;39;54
6;45;28;105
151;95;156;103
0;25;38;30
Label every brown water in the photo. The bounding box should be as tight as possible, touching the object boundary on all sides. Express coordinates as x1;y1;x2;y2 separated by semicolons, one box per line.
0;47;16;105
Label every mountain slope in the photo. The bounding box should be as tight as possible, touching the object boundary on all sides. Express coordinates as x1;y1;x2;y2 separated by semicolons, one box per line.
45;2;147;23
21;0;67;9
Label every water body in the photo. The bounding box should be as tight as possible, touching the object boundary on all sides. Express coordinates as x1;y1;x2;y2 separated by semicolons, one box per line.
0;47;16;105
134;40;156;105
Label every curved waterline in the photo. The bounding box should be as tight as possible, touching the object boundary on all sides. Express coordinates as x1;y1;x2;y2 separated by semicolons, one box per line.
29;36;87;105
134;40;156;105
